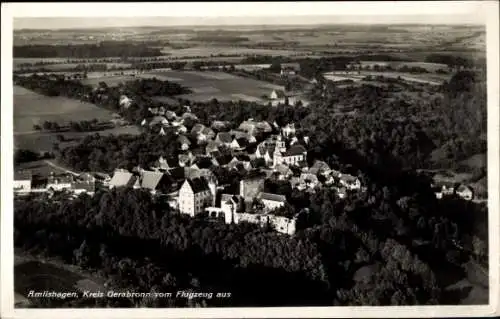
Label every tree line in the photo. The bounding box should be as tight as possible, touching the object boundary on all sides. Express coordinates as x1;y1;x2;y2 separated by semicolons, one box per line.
13;42;164;58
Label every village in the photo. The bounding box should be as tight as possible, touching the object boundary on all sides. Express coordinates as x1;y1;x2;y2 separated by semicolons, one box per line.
13;104;475;236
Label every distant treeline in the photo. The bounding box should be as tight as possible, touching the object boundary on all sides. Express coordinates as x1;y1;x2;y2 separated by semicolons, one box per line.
189;35;250;43
13;42;164;58
424;54;477;68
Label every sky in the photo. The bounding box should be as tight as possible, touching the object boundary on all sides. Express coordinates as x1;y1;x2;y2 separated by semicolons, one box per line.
7;2;488;30
13;15;485;30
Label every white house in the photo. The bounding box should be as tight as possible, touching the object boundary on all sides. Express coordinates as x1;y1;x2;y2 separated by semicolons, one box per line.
281;123;296;138
178;178;215;217
456;185;474;201
339;174;361;190
273;144;307;167
258;192;287;212
47;174;73;192
14;171;32;193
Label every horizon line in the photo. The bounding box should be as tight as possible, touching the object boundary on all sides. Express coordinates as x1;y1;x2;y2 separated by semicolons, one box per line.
13;15;485;31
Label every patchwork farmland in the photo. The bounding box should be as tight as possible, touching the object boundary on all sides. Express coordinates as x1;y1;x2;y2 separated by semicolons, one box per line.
135;70;285;103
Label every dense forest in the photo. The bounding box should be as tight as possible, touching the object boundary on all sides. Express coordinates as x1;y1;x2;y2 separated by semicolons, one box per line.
14;167;487;307
13;42;164;58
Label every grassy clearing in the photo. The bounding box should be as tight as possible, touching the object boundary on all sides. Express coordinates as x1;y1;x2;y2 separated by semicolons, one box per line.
14;86;115;133
14;85;140;152
143;70;284;102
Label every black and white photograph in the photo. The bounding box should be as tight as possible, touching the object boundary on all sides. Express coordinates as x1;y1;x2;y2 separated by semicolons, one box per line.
1;1;499;318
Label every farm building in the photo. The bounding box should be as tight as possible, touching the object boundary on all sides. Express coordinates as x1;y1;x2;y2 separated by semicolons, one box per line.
109;169;137;188
258;192;287;212
280;63;301;76
14;171;32;193
456;184;474;201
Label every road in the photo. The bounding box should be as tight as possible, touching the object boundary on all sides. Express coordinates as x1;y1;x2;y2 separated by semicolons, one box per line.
44;160;80;176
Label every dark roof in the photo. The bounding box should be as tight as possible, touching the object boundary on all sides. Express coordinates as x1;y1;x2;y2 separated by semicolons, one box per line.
215;154;233;166
195;156;214;169
236;138;249;148
178;135;191;145
259;192;287;203
167;167;185;180
273;90;287;98
236;154;251;162
283;144;307;156
216;132;233;144
187;177;210;193
163;156;179;168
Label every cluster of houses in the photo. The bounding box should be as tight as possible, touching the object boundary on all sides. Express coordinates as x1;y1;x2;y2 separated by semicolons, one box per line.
432;179;474;201
14;113;362;235
104;117;362;235
13;171;100;197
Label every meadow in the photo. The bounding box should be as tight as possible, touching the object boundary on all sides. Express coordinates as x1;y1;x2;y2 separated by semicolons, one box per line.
14;85;140;152
14;86;115;133
140;70;284;103
323;71;451;86
160;45;305;57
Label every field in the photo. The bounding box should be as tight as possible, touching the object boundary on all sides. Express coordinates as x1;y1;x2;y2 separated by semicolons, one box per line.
14;86;114;133
138;70;284;103
160;45;305;57
14;85;141;152
359;61;449;72
81;75;136;86
324;71;451;86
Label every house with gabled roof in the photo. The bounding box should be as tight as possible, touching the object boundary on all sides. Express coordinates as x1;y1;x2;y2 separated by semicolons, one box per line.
339;174;361;190
456;184;474;201
178;177;215;216
270;90;287;100
191;124;215;143
139;170;170;194
273;144;307;167
215;132;233;146
156;156;178;171
205;140;221;155
178;151;195;167
258;192;287;212
309;160;331;176
109;169;137;189
212;154;233;167
14;171;32;194
280;62;301;76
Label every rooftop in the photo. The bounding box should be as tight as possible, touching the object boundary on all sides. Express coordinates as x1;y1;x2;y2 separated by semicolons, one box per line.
186;177;210;193
259;192;287;203
283;144;307;156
